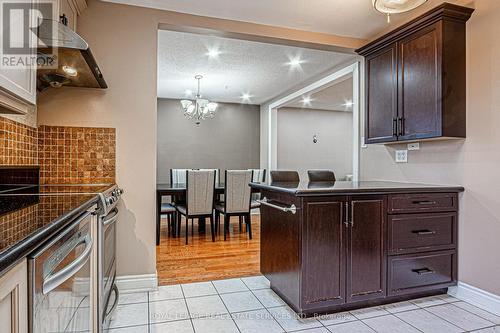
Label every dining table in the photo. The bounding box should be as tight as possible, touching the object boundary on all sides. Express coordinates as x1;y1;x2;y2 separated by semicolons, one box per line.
156;182;259;243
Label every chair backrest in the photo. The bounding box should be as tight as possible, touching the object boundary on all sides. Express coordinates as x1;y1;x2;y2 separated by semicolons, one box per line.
199;169;220;183
225;170;253;214
307;170;336;182
249;169;266;183
186;170;215;216
270;170;300;183
171;169;188;184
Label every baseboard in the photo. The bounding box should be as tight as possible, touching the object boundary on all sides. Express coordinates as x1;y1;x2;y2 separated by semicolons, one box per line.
448;282;500;316
115;272;158;293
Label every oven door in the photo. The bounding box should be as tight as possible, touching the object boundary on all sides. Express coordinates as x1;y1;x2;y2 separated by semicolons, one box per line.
99;208;118;330
29;210;94;333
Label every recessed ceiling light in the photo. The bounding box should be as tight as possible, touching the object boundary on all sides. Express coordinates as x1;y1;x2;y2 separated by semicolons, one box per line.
62;65;78;77
206;48;221;58
343;100;354;108
184;89;193;96
302;96;312;106
241;93;253;102
286;56;305;69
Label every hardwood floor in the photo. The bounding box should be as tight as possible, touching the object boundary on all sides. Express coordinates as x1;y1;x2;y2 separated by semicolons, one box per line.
156;215;261;285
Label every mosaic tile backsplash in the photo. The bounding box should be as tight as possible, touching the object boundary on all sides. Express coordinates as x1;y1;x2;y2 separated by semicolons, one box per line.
38;126;116;184
0;116;38;165
0;116;116;184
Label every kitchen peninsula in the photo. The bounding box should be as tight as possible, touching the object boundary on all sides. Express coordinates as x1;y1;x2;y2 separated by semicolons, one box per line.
250;180;464;316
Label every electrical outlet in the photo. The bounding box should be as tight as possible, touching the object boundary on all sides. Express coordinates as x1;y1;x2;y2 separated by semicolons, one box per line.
395;150;408;163
408;142;420;151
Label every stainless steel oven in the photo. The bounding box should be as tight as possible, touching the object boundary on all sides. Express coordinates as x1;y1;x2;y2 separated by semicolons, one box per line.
98;207;119;331
28;207;98;333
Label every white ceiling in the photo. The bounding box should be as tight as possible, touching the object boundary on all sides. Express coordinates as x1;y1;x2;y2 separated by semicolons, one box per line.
106;0;463;39
283;76;353;112
157;30;355;104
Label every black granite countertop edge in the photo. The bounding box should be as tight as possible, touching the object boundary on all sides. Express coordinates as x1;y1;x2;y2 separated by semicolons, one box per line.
0;195;100;277
250;181;465;196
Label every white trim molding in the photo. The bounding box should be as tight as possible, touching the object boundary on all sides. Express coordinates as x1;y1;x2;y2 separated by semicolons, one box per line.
115;273;158;293
448;282;500;316
266;61;361;181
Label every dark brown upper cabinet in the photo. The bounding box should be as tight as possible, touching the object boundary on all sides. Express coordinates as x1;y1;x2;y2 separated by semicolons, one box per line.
357;3;474;144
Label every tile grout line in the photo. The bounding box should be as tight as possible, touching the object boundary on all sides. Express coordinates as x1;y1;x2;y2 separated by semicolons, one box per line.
179;283;197;333
210;280;243;333
243;278;290;333
419;302;489;332
449;300;500;324
147;291;151;333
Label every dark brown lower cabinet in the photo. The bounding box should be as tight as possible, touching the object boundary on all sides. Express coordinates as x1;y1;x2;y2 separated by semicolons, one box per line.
347;196;386;302
259;189;459;316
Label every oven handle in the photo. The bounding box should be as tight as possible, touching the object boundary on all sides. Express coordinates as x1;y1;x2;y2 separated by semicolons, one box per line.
102;208;118;227
42;234;93;295
104;284;120;320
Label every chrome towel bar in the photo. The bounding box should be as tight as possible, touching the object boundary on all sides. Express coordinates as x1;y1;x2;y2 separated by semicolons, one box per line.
257;197;297;215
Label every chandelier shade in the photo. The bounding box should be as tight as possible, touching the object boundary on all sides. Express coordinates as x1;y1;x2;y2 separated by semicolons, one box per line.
180;75;218;124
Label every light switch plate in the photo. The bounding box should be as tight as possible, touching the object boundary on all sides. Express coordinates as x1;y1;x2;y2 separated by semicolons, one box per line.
395;150;408;163
408;142;420;151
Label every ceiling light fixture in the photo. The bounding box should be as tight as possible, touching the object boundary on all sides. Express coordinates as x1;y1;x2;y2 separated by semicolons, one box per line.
241;93;253;102
184;89;193;96
180;75;218;125
372;0;428;23
206;48;221;58
62;65;78;77
343;100;354;108
302;96;312;106
286;56;305;69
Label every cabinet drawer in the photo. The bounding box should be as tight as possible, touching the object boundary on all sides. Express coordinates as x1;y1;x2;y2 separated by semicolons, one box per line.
388;213;456;254
388;251;456;295
388;193;457;214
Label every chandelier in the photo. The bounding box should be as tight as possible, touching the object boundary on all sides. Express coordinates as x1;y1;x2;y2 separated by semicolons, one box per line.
372;0;428;22
180;75;218;125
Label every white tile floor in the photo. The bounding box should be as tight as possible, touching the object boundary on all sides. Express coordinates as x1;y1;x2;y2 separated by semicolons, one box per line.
107;276;500;333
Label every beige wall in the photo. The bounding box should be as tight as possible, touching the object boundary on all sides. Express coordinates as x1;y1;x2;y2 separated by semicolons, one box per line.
157;99;260;183
277;107;353;181
36;0;360;277
361;0;500;295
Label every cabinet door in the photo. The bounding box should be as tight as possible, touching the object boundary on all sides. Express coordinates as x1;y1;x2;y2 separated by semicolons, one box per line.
0;0;37;106
347;196;386;302
365;44;398;144
398;22;442;140
0;260;28;333
59;0;78;31
303;198;347;308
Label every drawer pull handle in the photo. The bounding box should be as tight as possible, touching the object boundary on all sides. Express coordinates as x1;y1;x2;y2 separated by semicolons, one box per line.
412;268;435;275
412;200;437;205
412;229;436;235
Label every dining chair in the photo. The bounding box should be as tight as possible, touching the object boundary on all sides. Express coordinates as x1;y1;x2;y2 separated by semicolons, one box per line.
171;168;189;184
160;203;176;239
248;169;266;212
270;170;300;183
215;170;253;241
175;170;216;244
307;170;336;182
199;169;220;183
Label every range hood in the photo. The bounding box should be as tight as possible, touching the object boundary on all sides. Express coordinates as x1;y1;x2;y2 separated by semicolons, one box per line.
36;19;107;91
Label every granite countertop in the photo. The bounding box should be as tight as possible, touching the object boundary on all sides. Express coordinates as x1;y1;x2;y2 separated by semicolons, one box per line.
250;180;464;196
0;193;99;276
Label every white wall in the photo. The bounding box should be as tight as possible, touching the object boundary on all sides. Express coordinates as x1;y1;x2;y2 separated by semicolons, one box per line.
277;107;353;180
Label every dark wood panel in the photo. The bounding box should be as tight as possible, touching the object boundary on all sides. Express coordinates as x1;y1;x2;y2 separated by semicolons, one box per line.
260;190;302;308
388;250;456;296
388;212;457;255
347;196;386;302
388;193;457;214
303;199;346;308
399;22;442;140
365;44;398;144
